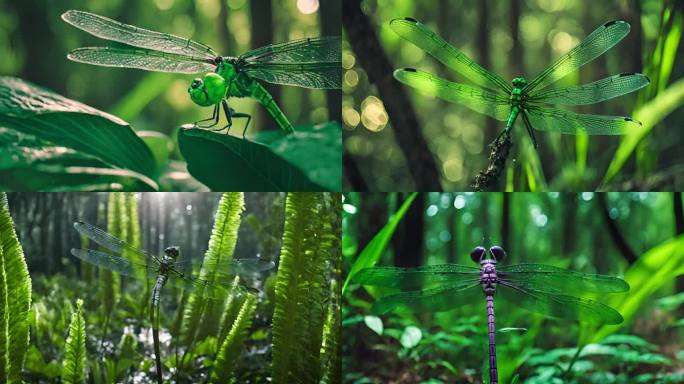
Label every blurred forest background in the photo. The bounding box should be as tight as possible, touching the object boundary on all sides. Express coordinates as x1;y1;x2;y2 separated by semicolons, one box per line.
343;192;684;383
342;0;684;191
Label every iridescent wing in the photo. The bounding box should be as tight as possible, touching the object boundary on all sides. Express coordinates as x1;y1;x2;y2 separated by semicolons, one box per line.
527;73;649;105
524;106;641;135
73;221;157;264
525;20;630;95
353;264;480;290
62;10;217;73
70;248;158;278
393;68;512;121
239;36;341;89
389;17;511;94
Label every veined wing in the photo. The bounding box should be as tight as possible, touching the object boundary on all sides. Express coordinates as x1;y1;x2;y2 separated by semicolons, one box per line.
389;17;511;94
73;221;158;263
498;264;629;296
370;281;482;315
394;68;511;121
354;264;480;290
525;20;630;94
524;106;640;135
61;10;217;59
176;257;276;278
71;248;157;278
527;73;649;105
497;281;624;324
68;47;216;73
239;37;341;89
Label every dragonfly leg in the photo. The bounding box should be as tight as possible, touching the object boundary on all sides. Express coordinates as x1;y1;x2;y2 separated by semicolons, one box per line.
217;100;251;137
194;104;219;128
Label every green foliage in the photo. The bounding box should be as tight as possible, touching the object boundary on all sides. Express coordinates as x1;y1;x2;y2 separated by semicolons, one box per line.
210;294;257;384
342;192;417;294
0;77;158;190
0;192;32;383
181;193;244;350
271;193;336;383
61;299;86;384
178;122;341;191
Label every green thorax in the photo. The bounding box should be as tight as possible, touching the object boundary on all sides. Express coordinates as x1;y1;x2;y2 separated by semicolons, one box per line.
509;77;527;107
216;58;255;98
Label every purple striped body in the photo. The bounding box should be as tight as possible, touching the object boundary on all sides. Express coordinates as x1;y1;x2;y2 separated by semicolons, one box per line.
480;259;498;384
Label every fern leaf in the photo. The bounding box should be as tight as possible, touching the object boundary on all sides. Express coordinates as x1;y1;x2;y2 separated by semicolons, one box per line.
0;192;32;383
209;294;256;384
62;299;86;384
320;194;342;384
181;193;244;349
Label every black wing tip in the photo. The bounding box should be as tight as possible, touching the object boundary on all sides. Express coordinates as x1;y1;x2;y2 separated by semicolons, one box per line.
623;117;642;125
403;17;419;23
618;72;638;77
604;20;627;27
402;67;417;72
391;17;418;24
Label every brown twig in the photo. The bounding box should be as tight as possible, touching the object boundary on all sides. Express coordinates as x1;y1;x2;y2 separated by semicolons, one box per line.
473;134;514;191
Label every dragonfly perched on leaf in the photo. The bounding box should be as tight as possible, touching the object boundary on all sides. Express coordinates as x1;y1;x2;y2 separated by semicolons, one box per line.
71;221;274;383
353;245;629;384
61;10;341;136
390;18;649;148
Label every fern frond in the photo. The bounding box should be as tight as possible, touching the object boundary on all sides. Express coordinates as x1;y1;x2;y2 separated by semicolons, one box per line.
272;193;329;384
217;277;247;342
0;192;32;383
181;193;244;349
209;294;256;384
62;299;86;384
320;194;342;384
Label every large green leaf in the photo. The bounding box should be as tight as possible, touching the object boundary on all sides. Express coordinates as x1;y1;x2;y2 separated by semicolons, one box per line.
178;122;341;191
341;192;418;294
0;192;32;383
0;127;157;191
0;77;158;184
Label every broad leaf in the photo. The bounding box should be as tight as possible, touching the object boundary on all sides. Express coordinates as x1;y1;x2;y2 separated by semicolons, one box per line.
0;127;157;191
178;122;341;191
0;77;158;183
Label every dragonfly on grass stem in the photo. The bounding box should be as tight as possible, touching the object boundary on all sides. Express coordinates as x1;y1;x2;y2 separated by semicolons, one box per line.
62;10;341;137
71;221;274;384
353;245;629;384
391;18;649;148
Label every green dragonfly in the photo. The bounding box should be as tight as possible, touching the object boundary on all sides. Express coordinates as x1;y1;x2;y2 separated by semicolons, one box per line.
71;221;274;383
62;10;341;136
391;18;649;147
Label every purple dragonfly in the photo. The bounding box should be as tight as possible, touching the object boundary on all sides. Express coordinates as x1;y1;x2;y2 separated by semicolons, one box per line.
353;245;629;384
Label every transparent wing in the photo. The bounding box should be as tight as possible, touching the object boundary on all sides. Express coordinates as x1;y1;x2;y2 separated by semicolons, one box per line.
170;258;274;298
73;221;157;263
238;37;341;89
240;36;340;64
525;20;630;94
70;248;157;278
61;10;217;59
353;264;480;290
370;281;482;315
498;264;629;296
243;62;341;89
394;68;511;121
524;106;640;135
389;17;511;94
497;281;624;324
67;47;216;73
166;269;245;299
528;73;649;105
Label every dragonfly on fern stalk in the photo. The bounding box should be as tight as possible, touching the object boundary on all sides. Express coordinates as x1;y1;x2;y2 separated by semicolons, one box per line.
71;221;274;384
391;18;649;148
61;10;341;137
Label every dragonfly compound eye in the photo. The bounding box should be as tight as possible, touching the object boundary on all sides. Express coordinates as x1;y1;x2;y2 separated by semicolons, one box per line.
164;246;180;258
490;246;507;261
470;246;486;263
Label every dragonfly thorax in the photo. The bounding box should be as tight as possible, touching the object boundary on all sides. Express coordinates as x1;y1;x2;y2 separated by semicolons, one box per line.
480;259;498;294
188;72;227;106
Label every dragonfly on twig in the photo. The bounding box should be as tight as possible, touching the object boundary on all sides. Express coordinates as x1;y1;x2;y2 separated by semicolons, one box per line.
61;10;341;136
353;245;629;384
71;221;274;383
390;18;649;148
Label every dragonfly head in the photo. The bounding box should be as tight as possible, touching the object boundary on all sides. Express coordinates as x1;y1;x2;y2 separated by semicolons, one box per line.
470;246;486;263
188;73;227;107
164;246;180;260
511;77;528;88
489;246;507;261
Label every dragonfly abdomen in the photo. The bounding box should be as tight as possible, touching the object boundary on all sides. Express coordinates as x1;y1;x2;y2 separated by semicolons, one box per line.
249;82;294;133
